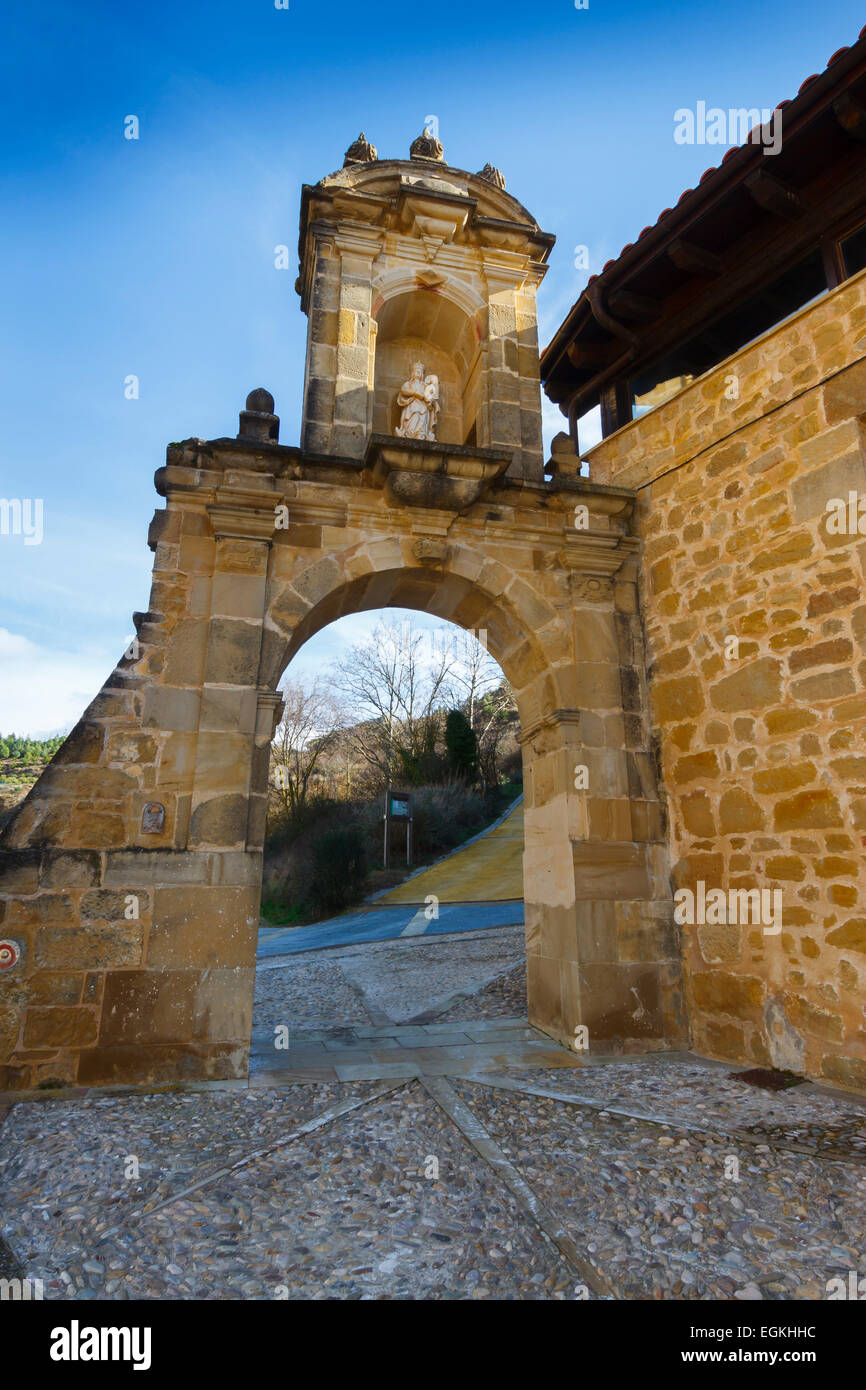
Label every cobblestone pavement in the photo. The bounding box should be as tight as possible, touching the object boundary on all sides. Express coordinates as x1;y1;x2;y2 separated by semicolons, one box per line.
1;930;866;1301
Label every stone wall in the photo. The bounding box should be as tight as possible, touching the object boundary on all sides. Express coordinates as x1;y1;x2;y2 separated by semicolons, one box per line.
587;268;866;1092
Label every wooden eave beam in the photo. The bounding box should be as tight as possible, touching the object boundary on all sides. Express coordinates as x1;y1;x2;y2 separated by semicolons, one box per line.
566;339;622;370
607;288;661;322
833;91;866;143
744;168;806;220
667;237;723;277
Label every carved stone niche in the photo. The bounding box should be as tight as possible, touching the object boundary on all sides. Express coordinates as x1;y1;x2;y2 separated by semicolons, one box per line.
363;435;511;514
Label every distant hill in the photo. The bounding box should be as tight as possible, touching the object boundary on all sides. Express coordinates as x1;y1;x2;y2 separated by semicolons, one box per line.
0;734;64;820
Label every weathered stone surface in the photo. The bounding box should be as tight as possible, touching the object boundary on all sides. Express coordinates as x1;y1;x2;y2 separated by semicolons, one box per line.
98;971;198;1046
718;788;764;834
681;791;715;837
188;795;249;847
653;676;705;721
709;659;782;712
826;919;866;954
587;269;866;1089
80;889;150;920
0;850;40;895
23;1006;98;1048
691;971;764;1018
773;791;844;832
39;850;101;889
35;924;143;970
790;449;866;520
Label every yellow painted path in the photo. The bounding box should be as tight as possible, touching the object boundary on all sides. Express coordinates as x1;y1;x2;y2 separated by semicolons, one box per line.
379;800;524;904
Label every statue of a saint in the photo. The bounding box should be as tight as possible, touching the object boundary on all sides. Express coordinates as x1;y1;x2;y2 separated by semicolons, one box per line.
395;362;439;441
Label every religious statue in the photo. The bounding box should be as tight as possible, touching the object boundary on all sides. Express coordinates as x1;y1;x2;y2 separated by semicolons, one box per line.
395;362;440;441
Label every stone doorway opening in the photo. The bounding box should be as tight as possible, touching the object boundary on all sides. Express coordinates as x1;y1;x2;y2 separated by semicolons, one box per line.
250;604;536;1083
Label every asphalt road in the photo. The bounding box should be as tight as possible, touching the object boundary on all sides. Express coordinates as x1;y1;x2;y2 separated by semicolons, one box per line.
257;899;525;958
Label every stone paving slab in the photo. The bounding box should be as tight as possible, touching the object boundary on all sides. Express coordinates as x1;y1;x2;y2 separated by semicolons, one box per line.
251;1014;579;1084
252;1067;339;1084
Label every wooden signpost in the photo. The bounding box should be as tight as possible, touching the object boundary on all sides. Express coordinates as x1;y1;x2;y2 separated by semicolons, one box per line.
383;789;413;869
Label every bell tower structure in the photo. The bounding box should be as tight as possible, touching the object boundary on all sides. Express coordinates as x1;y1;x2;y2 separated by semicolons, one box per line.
296;130;555;480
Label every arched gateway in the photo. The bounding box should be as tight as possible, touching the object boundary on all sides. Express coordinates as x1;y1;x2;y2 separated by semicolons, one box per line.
0;135;687;1089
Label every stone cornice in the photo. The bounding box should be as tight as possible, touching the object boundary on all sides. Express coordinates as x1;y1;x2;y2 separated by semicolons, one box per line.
206;502;279;543
156;438;640;560
517;708;583;745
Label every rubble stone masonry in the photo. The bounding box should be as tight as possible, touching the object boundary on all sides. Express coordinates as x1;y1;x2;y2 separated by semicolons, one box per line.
587;267;866;1093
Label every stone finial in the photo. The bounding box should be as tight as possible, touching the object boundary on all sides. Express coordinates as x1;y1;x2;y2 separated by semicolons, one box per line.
410;129;445;163
343;132;378;167
238;388;280;443
548;431;582;479
476;163;506;190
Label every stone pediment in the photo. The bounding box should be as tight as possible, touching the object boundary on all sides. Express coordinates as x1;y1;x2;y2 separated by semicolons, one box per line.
363;434;511;513
318;159;533;217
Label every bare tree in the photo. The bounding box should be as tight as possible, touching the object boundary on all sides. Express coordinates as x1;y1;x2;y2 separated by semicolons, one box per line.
270;678;347;815
473;681;518;791
442;628;502;728
442;629;516;790
329;617;455;787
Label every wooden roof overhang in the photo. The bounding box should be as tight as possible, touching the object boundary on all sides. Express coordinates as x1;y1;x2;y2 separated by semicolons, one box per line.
540;30;866;435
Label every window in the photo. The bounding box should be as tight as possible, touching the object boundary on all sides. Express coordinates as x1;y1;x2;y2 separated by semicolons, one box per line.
841;223;866;280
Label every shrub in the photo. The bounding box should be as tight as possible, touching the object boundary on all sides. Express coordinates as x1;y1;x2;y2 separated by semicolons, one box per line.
302;826;368;913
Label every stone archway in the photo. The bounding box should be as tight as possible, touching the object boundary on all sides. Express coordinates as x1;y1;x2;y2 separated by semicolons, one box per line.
0;397;687;1090
0;140;689;1089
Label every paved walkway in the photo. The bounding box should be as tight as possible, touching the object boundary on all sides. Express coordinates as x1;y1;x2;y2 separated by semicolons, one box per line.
2;929;866;1301
250;1017;576;1084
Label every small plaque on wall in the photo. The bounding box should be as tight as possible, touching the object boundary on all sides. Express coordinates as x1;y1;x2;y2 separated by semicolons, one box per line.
141;802;165;834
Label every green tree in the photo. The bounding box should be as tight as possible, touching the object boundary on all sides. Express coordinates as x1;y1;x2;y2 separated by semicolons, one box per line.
445;709;478;782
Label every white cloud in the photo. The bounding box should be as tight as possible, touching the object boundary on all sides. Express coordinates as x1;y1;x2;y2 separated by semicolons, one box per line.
0;628;111;738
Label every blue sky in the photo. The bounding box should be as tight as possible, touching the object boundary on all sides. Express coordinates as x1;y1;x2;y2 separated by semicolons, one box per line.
1;0;861;734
